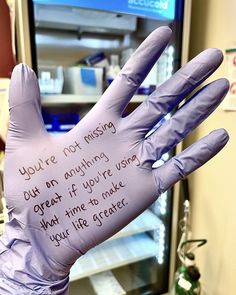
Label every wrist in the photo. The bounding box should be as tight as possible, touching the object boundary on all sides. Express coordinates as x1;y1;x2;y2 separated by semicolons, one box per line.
0;220;70;294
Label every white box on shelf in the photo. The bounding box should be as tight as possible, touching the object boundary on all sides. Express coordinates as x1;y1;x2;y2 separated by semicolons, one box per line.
63;66;103;96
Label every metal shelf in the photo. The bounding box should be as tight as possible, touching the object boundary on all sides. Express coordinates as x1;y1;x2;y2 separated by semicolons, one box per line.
69;210;161;281
70;233;159;282
109;210;162;241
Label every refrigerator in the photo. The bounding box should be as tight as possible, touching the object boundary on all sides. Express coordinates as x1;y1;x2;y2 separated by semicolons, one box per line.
14;0;192;294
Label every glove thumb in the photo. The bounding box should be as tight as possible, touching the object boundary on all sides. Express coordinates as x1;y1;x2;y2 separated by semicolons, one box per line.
7;64;46;151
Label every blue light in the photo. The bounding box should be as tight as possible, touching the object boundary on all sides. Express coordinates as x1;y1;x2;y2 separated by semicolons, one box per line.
33;0;176;21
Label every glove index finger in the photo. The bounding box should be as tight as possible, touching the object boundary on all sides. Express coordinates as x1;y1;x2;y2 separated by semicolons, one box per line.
9;64;40;107
98;26;172;115
8;64;46;145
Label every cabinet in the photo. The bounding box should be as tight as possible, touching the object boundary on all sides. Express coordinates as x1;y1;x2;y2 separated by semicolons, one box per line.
14;0;192;293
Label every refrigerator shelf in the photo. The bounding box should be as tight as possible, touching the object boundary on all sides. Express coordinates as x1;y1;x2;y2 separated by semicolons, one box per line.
70;233;159;282
109;210;162;241
0;213;4;236
17;0;188;292
41;94;146;106
0;225;4;236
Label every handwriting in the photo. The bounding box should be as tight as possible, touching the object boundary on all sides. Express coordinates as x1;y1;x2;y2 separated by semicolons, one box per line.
68;184;78;198
84;121;116;144
19;119;141;248
72;218;89;231
46;179;59;188
63;140;82;157
65;203;87;218
40;214;60;231
49;229;70;247
64;152;109;180
34;193;63;216
82;169;113;194
88;198;99;206
24;186;40;201
101;181;125;200
93;198;128;227
115;155;140;171
19;156;58;181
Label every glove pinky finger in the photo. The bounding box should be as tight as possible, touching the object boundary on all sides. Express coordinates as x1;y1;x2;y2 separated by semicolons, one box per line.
153;128;229;195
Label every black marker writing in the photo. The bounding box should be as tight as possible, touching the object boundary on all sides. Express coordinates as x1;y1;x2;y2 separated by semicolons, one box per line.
82;169;113;194
65;203;87;219
84;121;116;144
63;141;82;157
19;156;58;181
64;152;109;180
115;155;140;171
72;218;89;231
34;193;63;216
49;229;70;247
93;198;128;227
40;214;60;231
101;181;125;200
24;186;40;201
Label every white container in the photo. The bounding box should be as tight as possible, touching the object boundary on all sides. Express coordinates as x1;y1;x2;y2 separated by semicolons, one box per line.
63;66;103;95
38;65;64;94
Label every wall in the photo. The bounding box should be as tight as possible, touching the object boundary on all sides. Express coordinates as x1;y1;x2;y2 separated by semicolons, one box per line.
187;0;236;294
0;0;15;78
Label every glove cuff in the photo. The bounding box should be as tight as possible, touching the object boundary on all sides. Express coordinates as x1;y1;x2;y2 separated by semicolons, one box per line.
0;272;69;295
0;220;70;294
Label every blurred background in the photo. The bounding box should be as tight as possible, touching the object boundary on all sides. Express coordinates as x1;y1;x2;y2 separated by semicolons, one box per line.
0;0;236;294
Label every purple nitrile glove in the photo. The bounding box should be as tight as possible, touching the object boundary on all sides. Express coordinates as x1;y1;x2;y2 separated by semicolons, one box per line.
0;27;229;294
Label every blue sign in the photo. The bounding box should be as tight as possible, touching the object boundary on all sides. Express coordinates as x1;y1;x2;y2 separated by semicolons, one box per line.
33;0;176;21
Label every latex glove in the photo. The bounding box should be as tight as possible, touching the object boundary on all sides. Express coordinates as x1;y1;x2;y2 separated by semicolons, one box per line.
0;27;229;295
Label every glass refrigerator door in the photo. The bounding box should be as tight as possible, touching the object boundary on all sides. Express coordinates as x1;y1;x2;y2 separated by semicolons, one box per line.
27;0;187;293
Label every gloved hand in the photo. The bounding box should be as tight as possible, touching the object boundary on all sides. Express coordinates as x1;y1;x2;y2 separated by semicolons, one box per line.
0;27;229;294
